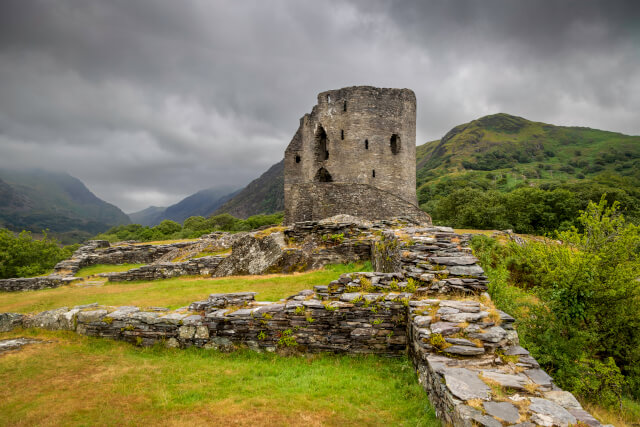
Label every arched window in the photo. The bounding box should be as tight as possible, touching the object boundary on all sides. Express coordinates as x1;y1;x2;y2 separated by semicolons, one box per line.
295;155;301;163
315;126;328;161
315;167;333;182
390;134;400;155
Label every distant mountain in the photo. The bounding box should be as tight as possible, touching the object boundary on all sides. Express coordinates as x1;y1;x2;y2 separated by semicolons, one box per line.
129;186;237;226
213;160;284;218
128;206;166;226
0;169;130;244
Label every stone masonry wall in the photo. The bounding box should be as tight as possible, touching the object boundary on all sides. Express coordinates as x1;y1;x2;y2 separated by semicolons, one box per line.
286;182;431;224
1;273;410;355
284;86;429;225
101;256;225;282
0;276;80;292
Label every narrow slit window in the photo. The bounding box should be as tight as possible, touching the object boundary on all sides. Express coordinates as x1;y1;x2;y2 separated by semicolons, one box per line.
390;134;400;155
343;101;347;112
365;139;369;150
372;170;376;178
341;130;344;140
316;125;328;162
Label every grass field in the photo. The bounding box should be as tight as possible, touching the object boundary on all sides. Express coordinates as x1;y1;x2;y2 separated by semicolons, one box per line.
0;262;371;314
0;329;438;426
75;263;146;277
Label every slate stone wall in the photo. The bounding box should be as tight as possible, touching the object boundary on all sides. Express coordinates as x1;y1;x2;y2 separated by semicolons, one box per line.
0;276;80;292
285;182;431;224
101;256;225;282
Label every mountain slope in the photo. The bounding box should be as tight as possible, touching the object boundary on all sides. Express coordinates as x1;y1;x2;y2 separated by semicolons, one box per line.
213;160;284;218
163;187;237;223
416;113;640;191
0;169;130;243
128;206;166;226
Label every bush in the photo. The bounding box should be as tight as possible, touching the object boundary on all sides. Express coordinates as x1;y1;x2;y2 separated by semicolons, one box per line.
0;229;79;279
471;198;640;404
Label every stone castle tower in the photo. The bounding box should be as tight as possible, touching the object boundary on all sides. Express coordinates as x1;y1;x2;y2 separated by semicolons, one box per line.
284;86;431;225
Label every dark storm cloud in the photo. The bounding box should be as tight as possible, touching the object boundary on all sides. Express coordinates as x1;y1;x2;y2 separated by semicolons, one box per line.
0;0;638;212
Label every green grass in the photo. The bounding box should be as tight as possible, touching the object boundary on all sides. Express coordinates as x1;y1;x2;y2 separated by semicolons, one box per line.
0;329;438;426
75;264;146;277
0;262;372;314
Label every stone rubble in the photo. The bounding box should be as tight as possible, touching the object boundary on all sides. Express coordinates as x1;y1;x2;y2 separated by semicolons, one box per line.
0;337;46;354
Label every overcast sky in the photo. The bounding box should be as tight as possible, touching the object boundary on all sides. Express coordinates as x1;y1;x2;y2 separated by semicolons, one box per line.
1;0;638;212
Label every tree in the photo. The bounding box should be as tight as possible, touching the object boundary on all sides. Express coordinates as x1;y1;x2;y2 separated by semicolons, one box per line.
0;229;77;279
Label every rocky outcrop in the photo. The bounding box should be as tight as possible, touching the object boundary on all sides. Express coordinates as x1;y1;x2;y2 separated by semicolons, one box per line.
213;232;302;276
0;312;25;332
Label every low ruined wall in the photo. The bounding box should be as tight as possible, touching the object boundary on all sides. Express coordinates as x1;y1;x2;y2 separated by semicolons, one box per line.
53;240;197;276
0;275;79;292
2;273;410;355
406;299;601;427
372;226;489;295
102;256;225;282
77;243;188;268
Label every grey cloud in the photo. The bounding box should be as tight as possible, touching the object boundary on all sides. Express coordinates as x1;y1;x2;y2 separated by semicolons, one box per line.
0;0;638;212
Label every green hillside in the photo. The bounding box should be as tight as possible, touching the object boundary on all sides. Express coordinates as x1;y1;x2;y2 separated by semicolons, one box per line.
416;113;640;232
0;169;130;244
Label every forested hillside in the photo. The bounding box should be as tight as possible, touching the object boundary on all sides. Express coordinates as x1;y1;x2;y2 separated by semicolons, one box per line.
417;113;640;233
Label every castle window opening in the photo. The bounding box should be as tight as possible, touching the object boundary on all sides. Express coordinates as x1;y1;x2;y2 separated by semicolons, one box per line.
327;94;331;102
343;101;347;112
315;126;329;161
372;169;376;177
315;167;333;182
390;134;400;155
365;139;369;150
295;155;301;163
341;130;344;140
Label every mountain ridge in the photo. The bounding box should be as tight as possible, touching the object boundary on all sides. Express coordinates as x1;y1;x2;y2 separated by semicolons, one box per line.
129;186;238;226
0;169;131;243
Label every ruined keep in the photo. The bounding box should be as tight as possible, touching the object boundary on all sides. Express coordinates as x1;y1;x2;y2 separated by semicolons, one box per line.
284;86;431;225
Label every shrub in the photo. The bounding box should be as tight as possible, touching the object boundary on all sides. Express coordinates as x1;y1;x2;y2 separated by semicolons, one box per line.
0;229;78;279
471;198;640;404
